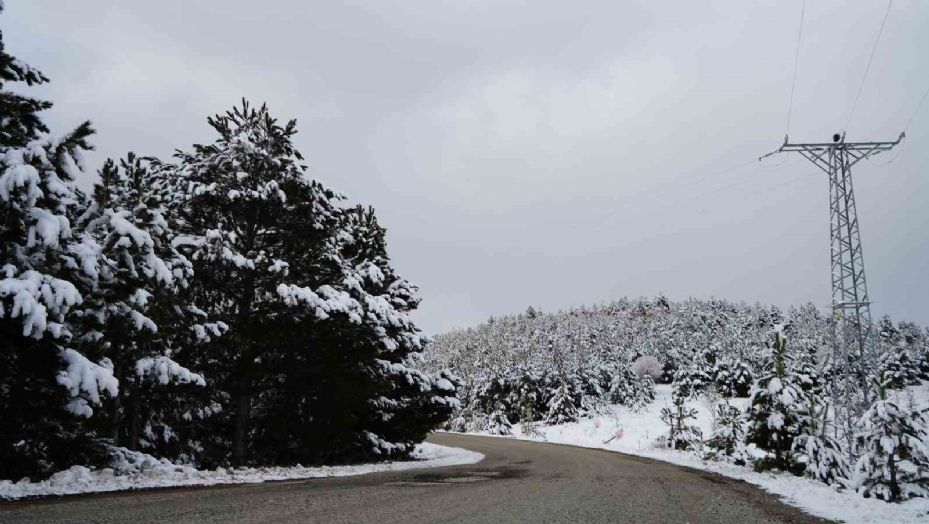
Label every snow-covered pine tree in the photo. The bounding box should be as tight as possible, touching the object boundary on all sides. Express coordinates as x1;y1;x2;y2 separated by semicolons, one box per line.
73;154;226;456
743;326;807;473
606;362;654;410
779;328;849;485
875;317;921;390
165;101;344;466
705;399;744;461
168;101;453;467
711;356;754;398
546;378;579;424
896;321;929;380
319;204;458;460
854;375;929;502
659;389;702;451
671;359;711;399
791;391;849;486
0;8;117;479
485;403;513;435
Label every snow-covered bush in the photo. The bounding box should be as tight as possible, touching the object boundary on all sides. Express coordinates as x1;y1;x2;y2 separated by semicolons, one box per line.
485;407;513;436
631;355;663;381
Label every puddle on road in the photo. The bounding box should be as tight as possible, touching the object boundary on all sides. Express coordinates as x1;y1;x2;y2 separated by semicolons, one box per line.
385;467;527;488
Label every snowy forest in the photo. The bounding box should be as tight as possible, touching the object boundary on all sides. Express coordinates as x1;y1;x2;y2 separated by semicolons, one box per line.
423;297;929;502
0;7;456;482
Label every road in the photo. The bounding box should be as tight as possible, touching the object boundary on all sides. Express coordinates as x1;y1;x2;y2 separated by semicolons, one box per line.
1;433;829;523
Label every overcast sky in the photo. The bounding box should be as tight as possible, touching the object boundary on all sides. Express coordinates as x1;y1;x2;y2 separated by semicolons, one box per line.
6;1;929;334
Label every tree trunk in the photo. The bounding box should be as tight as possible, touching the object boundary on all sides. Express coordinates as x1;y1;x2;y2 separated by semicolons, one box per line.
127;390;142;451
109;388;122;444
232;376;251;467
108;361;126;446
889;446;899;502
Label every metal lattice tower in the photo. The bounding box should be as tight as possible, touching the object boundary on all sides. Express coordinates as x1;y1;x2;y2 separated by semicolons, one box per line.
762;132;904;406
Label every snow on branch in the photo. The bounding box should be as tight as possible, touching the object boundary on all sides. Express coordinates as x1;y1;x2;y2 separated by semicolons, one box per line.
135;356;206;387
0;269;82;338
276;283;363;323
56;349;119;417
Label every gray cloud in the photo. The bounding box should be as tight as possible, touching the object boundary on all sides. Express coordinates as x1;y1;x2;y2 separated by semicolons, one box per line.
6;0;928;334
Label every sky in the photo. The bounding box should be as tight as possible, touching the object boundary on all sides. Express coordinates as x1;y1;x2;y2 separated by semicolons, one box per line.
5;1;929;334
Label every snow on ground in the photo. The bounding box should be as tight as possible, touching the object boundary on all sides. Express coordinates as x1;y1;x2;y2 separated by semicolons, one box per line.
467;383;929;524
0;442;483;501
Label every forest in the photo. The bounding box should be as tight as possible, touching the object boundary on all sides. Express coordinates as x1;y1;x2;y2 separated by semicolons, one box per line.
424;297;929;501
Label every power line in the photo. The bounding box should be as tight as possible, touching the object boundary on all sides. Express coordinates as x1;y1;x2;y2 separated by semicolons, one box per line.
785;0;806;136
620;159;805;214
845;0;893;133
903;81;929;133
865;81;929;167
616;157;757;206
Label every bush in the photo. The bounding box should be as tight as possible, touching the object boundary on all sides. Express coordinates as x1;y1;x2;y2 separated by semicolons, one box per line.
631;356;664;381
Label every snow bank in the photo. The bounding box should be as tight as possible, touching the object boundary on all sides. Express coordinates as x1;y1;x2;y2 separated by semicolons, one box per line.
0;442;483;500
465;384;929;524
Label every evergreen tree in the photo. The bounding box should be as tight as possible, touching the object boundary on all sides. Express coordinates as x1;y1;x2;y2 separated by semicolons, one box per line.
791;392;849;485
660;389;702;451
74;154;226;455
744;327;806;473
165;101;452;467
546;379;579;424
0;7;115;479
854;376;929;502
485;404;513;435
705;399;744;461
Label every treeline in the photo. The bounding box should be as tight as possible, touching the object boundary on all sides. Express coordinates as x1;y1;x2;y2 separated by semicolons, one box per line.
424;297;928;426
0;9;455;481
423;298;827;429
425;297;929;501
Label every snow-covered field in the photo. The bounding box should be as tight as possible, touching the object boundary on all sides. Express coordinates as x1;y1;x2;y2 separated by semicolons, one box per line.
465;384;929;524
0;443;483;501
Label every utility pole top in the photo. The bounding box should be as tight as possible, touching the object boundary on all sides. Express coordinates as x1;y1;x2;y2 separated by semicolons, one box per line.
760;132;904;165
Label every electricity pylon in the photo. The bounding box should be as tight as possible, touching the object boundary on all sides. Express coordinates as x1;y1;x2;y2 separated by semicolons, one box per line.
761;132;904;423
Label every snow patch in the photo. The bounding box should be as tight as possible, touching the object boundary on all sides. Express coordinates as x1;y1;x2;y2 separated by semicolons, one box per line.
0;443;483;500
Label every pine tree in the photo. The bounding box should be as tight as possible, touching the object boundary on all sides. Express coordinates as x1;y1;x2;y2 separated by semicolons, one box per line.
744;326;806;473
164;101;453;467
791;392;849;485
485;404;513;435
546;379;579;424
854;376;929;502
0;7;116;479
705;399;744;461
74;154;226;455
660;389;702;451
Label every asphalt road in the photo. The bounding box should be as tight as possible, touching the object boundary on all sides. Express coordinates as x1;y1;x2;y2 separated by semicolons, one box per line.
1;433;829;524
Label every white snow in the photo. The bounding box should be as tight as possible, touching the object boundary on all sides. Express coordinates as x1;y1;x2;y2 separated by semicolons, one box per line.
56;349;119;417
0;442;483;500
135;356;206;387
463;383;929;524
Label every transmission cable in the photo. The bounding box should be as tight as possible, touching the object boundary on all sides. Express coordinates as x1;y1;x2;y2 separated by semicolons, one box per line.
902;81;929;133
845;0;893;133
785;0;806;136
867;81;929;167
